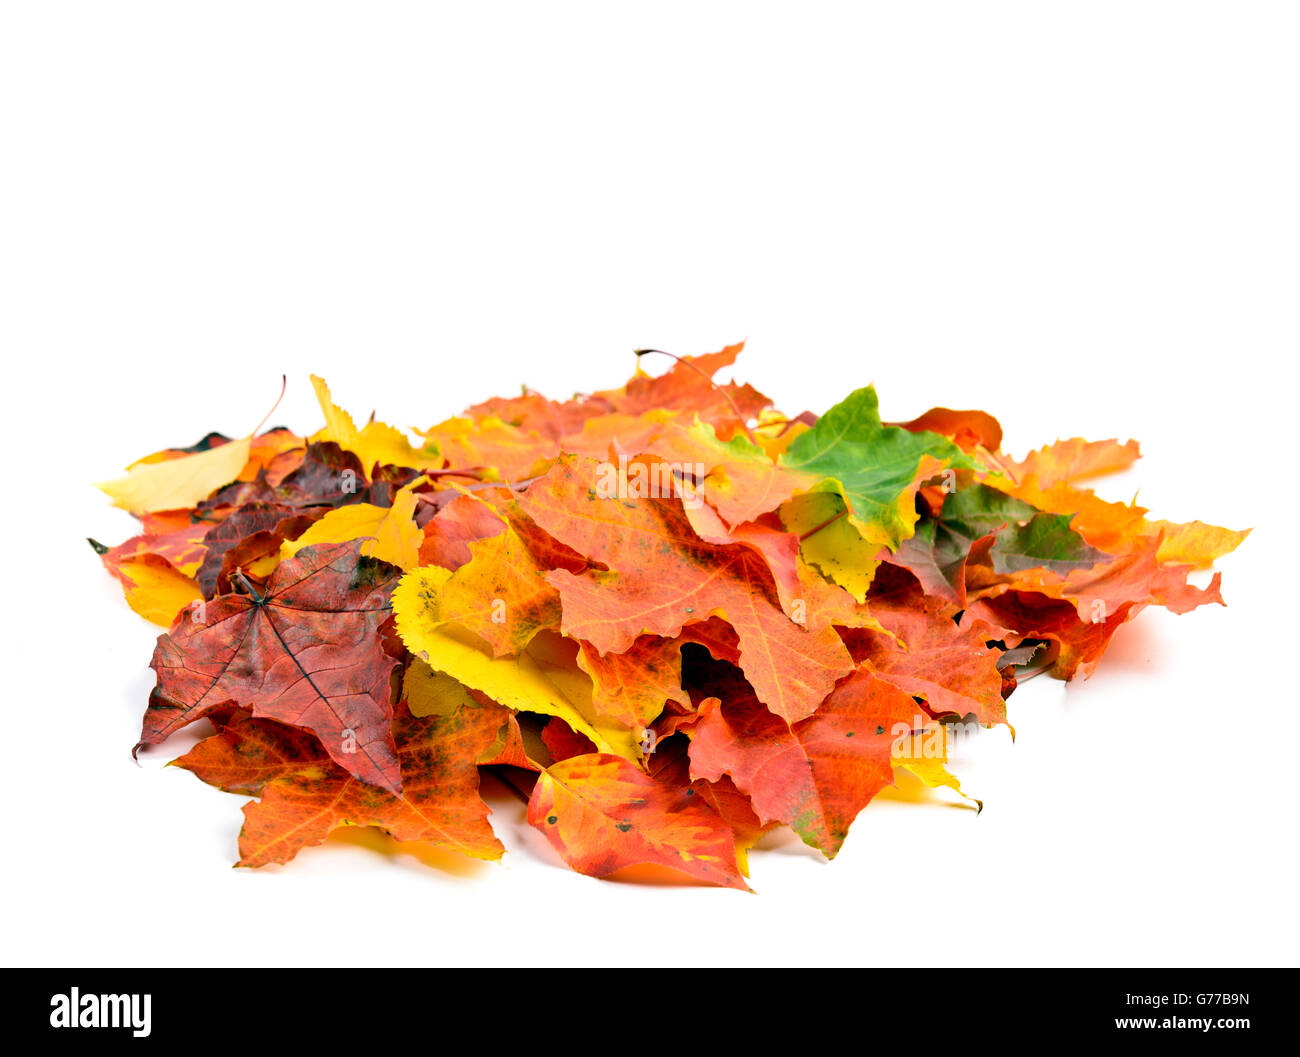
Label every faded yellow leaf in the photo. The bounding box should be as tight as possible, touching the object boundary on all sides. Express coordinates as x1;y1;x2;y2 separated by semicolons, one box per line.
97;436;252;515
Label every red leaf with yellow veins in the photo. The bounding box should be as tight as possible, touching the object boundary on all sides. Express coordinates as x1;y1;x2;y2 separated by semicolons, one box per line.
647;736;774;875
94;521;212;578
175;700;505;867
850;566;1008;728
688;666;923;857
515;455;854;724
576;634;692;729
527;752;750;889
141;540;405;794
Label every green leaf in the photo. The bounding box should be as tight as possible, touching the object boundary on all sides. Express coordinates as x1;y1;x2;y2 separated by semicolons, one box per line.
992;513;1109;574
889;484;1107;599
779;386;977;552
936;484;1039;540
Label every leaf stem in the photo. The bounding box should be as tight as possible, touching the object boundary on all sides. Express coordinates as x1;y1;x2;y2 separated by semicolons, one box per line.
232;569;265;604
798;505;849;542
634;348;758;445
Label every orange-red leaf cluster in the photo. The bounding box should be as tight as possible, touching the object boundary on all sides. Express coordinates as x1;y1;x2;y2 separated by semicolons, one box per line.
92;344;1247;887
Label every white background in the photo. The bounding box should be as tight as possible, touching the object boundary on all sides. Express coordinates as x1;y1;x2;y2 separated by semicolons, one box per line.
2;2;1295;967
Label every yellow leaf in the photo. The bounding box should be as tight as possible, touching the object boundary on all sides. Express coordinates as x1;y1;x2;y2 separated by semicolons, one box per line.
393;567;639;761
111;557;203;627
781;491;879;602
279;506;388;565
894;727;982;812
1149;520;1251;567
97;436;251;515
279;477;425;570
310;375;438;473
403;661;480;717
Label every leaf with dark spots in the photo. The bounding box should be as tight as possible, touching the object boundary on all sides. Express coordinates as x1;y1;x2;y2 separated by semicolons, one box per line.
527;753;750;889
687;667;921;857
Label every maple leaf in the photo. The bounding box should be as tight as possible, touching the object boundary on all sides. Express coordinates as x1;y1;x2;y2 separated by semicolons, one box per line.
989;512;1109;574
92;349;1248;886
427;517;566;658
528;752;750;889
779;385;977;553
962;591;1136;680
687;666;924;857
141;540;405;794
513;455;855;725
575;633;693;729
887;484;1110;604
565;414;814;530
1004;437;1141;487
174;700;505;866
609;343;771;438
890;406;1004;453
646;738;774;875
983;469;1249;570
416;414;553;483
975;533;1225;625
849;564;1009;728
462;342;771;451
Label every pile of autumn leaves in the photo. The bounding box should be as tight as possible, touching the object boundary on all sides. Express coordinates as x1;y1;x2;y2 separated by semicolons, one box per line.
92;346;1247;889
